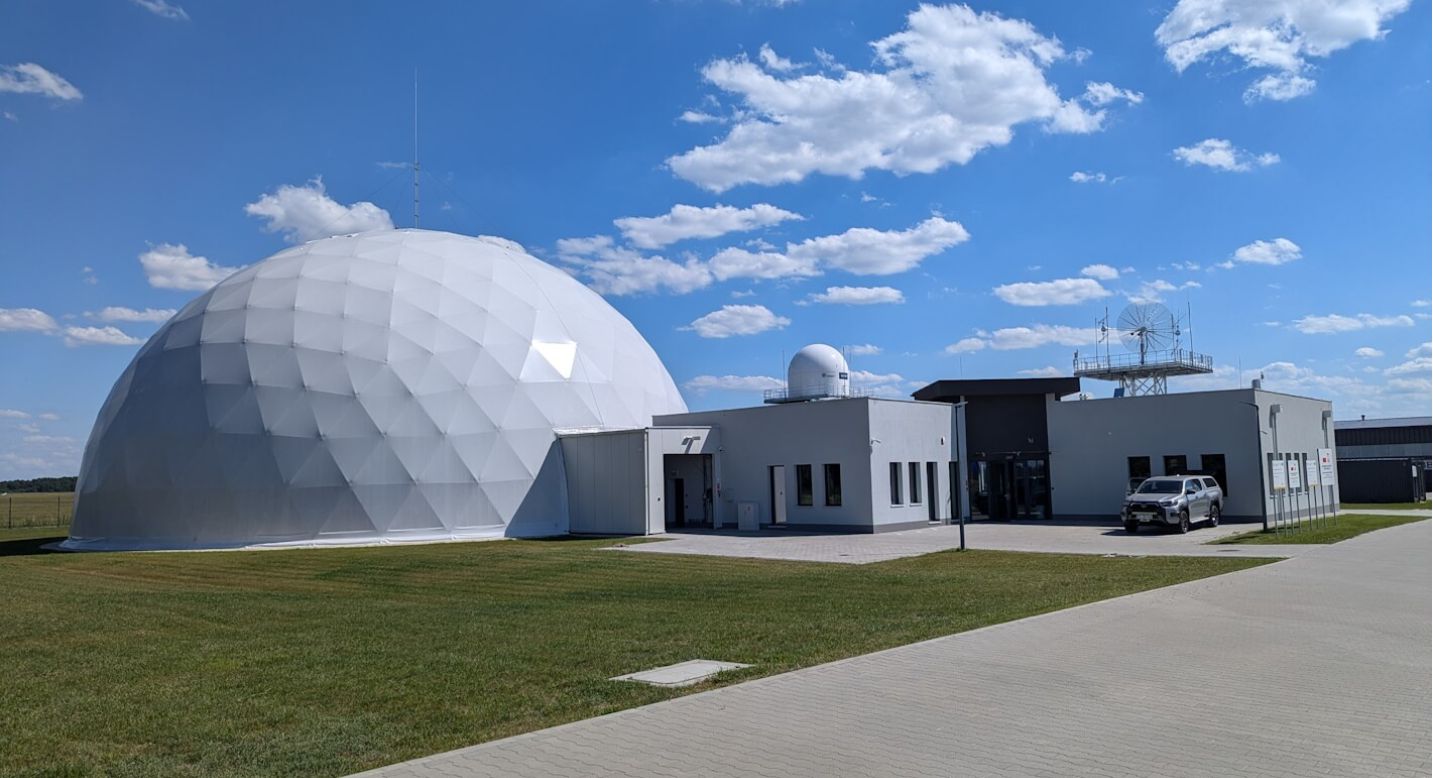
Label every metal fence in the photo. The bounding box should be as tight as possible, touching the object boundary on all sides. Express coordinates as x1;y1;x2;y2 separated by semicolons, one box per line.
1;492;74;529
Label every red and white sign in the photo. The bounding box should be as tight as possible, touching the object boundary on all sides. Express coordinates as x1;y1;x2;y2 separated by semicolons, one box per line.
1317;448;1335;483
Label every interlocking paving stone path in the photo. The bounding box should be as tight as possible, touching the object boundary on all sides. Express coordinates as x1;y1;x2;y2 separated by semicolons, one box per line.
355;520;1431;778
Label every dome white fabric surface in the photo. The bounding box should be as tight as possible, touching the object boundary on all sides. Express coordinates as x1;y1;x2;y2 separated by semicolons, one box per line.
66;229;686;550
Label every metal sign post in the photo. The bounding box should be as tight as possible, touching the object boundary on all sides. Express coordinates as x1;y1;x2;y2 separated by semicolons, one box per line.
1317;448;1337;527
1306;457;1323;529
1286;457;1302;531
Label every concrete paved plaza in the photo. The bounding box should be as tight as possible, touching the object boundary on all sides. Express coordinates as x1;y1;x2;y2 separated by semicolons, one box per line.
358;520;1431;778
609;519;1319;564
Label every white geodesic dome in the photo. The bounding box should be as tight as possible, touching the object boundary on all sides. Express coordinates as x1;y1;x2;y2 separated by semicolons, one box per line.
65;229;687;550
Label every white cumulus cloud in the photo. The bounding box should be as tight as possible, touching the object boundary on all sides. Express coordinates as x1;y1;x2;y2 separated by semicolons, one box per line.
1173;138;1280;172
245;178;394;243
87;306;176;323
988;324;1101;350
803;286;905;305
0;63;82;101
557;236;713;296
1082;81;1143;106
131;0;189;20
62;326;143;347
684;304;790;338
615;203;803;249
1069;171;1112;184
1156;0;1412;102
848;343;882;356
1080;263;1120;280
683;374;786;393
994;277;1111;306
1354;347;1384;358
1018;366;1067;378
0;307;59;332
946;324;1100;353
944;337;987;354
1293;312;1415;334
785;216;969;275
140;243;240;291
710;215;969;281
667;4;1134;191
1232;237;1302;266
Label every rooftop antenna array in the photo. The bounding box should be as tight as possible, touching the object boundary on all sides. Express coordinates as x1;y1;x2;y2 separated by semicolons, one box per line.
412;69;421;228
1073;302;1213;396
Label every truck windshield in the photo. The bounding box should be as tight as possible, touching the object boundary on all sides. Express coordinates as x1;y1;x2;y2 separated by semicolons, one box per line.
1136;480;1182;494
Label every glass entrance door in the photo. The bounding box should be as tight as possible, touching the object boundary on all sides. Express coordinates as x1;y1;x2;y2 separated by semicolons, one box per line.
970;457;1050;520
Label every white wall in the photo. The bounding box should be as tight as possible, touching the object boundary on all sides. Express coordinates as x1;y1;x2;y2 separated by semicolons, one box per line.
657;398;952;532
1048;388;1272;520
559;429;649;535
1255;390;1338;521
867;399;956;528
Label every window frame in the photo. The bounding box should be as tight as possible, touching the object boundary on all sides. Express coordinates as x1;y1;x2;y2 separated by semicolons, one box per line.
1128;456;1152;480
889;462;903;505
795;464;813;507
823;463;842;507
908;461;922;505
1163;454;1188;476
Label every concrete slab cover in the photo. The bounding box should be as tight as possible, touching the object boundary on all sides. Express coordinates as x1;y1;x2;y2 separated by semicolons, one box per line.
610;660;751;687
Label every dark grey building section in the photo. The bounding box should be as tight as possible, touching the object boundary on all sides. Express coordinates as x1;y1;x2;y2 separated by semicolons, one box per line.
913;378;1078;520
1334;416;1431;500
915;378;1338;525
1336;459;1426;503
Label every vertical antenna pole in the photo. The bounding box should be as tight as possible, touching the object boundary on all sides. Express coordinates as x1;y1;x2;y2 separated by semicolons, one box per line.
1186;301;1194;352
413;69;420;228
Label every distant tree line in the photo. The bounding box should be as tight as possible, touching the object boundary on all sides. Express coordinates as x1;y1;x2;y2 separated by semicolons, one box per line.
0;476;78;493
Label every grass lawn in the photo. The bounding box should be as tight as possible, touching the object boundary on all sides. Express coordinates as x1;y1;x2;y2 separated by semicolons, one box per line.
0;491;74;529
1212;513;1429;545
1338;500;1431;511
1;528;1271;778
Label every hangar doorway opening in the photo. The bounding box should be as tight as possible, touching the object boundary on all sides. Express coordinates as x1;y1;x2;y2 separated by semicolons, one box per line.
664;454;713;529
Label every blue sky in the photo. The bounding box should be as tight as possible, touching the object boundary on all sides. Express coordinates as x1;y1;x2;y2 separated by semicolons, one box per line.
2;0;1429;478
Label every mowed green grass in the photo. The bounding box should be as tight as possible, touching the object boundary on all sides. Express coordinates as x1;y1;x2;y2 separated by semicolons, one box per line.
1;529;1270;778
1213;513;1429;544
0;491;74;528
1339;500;1431;511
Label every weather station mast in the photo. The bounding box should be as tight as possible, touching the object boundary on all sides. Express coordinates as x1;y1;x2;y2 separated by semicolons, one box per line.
1073;302;1213;396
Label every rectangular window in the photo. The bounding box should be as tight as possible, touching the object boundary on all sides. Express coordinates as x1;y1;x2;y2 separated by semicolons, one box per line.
909;462;922;504
1163;455;1188;476
1128;456;1151;480
823;464;842;506
889;462;903;505
1201;453;1227;495
795;464;813;506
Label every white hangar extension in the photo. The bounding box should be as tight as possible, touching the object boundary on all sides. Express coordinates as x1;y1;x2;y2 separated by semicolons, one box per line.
64;229;1342;550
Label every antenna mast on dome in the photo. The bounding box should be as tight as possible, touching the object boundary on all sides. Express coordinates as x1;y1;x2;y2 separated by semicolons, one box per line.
412;69;421;228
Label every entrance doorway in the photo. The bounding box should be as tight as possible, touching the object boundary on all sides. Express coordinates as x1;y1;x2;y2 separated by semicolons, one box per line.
968;457;1050;520
664;454;713;530
769;465;787;525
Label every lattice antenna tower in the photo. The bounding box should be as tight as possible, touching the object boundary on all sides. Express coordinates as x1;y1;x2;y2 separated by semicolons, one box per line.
1073;302;1213;396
